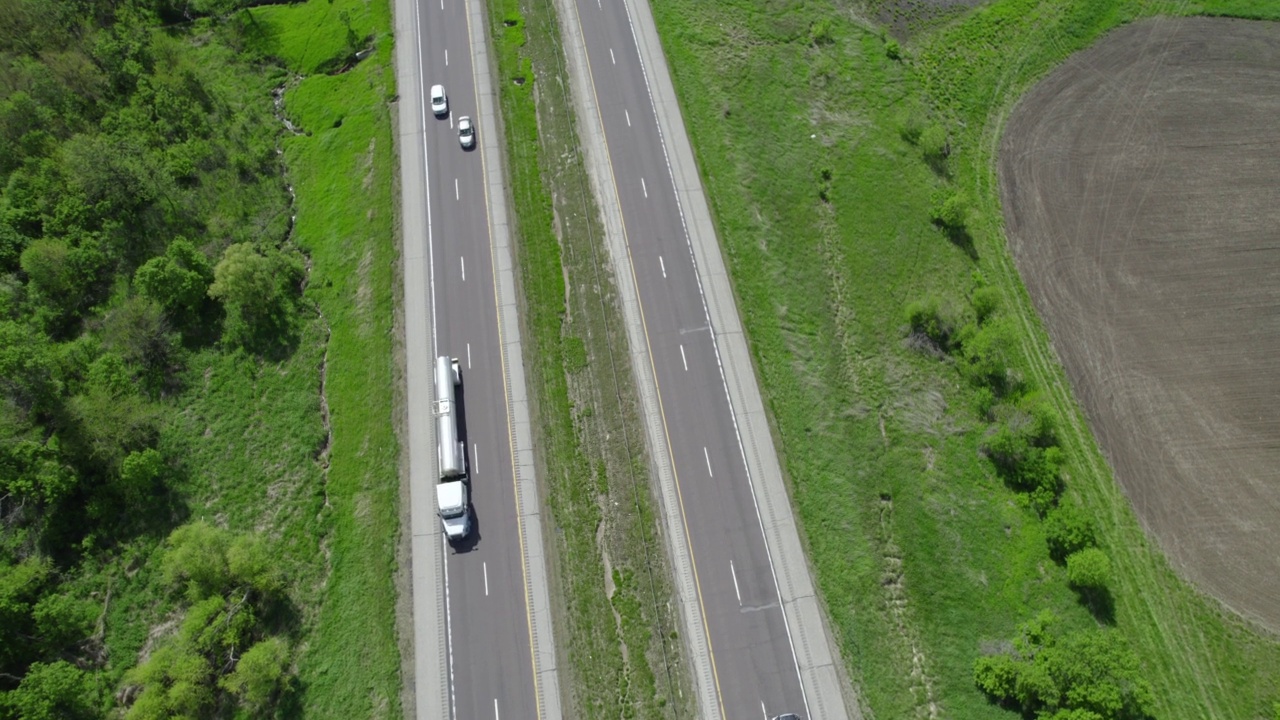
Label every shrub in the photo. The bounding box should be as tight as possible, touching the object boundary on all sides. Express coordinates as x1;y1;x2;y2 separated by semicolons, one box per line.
905;296;955;350
960;316;1022;395
974;612;1155;720
932;192;970;230
1066;547;1112;592
885;39;901;60
972;286;1001;324
900;112;926;145
1045;499;1097;561
919;122;949;167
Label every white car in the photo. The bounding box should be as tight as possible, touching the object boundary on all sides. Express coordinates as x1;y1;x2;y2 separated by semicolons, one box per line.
430;84;448;116
457;116;475;149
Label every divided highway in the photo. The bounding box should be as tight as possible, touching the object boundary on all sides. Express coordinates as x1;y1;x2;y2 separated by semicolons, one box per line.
555;0;857;718
393;0;560;718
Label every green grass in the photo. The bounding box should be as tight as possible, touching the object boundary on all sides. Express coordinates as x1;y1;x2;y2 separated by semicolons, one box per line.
486;0;690;717
647;0;1280;718
241;0;403;716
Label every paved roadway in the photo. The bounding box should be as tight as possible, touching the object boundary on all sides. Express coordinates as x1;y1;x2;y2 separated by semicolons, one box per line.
555;0;858;719
394;0;561;717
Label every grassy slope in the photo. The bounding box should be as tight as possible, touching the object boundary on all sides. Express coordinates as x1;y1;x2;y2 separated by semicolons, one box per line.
242;0;403;716
649;0;1280;718
485;0;690;717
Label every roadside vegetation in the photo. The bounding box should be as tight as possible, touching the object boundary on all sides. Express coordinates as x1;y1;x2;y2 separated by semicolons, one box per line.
647;0;1280;718
0;0;400;716
485;0;692;718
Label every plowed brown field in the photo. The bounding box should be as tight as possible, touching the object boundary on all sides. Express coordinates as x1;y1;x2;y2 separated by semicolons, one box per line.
999;16;1280;632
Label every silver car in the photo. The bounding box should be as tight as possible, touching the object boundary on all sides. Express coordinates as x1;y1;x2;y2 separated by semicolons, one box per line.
457;115;475;149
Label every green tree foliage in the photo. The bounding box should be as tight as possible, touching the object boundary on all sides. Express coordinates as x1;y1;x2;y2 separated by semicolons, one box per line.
0;557;52;668
100;296;179;386
0;321;62;415
932;192;971;230
905;296;956;350
219;636;289;708
972;285;1001;324
919;122;950;169
134;237;213;317
32;592;97;651
974;611;1154;719
1066;547;1112;593
160;522;282;604
0;0;296;709
7;660;98;720
19;234;110;322
123;644;214;720
118;448;166;505
124;524;289;717
209;243;304;354
958;315;1022;396
1045;498;1097;561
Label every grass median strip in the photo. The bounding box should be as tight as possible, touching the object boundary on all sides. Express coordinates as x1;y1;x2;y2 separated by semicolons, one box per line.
484;0;692;717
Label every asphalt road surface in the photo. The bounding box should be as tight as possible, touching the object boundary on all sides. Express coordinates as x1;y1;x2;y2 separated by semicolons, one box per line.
404;0;547;717
566;3;814;719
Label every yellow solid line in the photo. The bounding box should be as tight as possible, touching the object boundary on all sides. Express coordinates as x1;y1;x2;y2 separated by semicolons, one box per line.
464;0;544;717
571;4;728;719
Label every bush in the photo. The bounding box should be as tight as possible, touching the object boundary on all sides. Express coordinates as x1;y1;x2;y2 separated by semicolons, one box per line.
1045;499;1097;561
974;612;1155;720
885;39;901;60
960;316;1022;395
220;637;290;709
905;296;955;350
1066;548;1112;592
8;660;98;720
919;122;949;167
900;112;926;145
972;286;1001;324
932;192;970;230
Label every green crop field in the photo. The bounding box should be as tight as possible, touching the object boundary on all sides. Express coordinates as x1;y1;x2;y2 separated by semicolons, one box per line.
643;0;1280;717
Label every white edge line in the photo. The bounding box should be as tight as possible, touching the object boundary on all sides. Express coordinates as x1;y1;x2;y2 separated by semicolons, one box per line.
414;0;451;715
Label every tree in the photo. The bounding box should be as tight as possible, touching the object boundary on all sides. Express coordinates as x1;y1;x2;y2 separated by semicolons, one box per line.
118;448;165;505
160;522;281;602
134;237;213;315
0;321;62;415
919;122;949;169
161;521;234;603
974;612;1153;720
124;644;214;720
208;243;277;309
0;556;52;668
905;296;955;351
32;592;96;651
1066;548;1112;593
101;296;179;385
1045;499;1097;561
8;660;97;720
220;636;289;708
932;192;970;231
208;243;303;354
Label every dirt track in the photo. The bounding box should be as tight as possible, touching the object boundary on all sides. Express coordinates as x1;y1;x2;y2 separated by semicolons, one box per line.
998;17;1280;632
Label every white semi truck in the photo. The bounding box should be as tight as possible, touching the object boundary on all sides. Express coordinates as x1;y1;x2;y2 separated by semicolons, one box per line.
435;355;470;540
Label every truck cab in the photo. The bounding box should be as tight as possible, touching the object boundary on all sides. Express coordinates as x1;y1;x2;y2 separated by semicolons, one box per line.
437;481;470;540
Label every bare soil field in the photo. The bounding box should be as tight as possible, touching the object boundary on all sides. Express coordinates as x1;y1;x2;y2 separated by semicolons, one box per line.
999;16;1280;632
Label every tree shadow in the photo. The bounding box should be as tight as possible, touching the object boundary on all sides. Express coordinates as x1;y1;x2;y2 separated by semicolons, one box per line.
1074;586;1116;625
936;221;978;260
